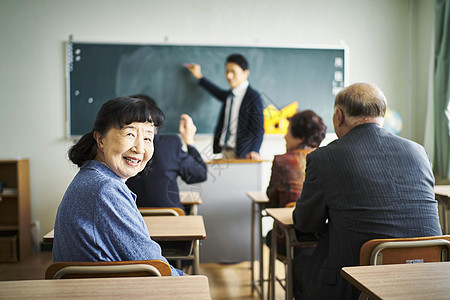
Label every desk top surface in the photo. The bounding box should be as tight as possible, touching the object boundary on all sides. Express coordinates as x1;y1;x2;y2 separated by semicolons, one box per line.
246;191;269;203
435;185;450;198
179;191;202;205
143;215;206;241
44;216;206;243
341;261;450;300
206;158;269;165
265;207;294;227
0;275;211;299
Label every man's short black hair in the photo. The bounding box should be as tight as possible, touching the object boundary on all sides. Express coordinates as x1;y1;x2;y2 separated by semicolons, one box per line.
226;54;249;70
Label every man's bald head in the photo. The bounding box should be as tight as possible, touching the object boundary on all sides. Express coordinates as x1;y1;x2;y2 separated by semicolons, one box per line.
333;83;387;137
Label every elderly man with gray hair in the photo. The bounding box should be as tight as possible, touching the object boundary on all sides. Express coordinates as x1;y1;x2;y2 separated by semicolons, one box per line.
292;83;442;299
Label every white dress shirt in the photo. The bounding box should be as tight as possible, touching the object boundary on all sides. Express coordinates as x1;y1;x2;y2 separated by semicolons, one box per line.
220;81;249;148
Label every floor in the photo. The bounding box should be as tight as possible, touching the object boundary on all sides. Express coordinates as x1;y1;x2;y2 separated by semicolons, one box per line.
0;246;286;300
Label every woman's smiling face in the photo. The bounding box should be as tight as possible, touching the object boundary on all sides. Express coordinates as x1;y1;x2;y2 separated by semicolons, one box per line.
94;121;155;180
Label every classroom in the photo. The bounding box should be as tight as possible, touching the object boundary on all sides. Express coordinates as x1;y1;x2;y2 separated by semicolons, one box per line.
1;0;449;299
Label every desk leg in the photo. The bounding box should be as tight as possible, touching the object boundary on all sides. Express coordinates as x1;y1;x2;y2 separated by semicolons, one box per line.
251;201;255;294
268;221;277;300
258;204;264;299
191;204;198;216
284;228;293;300
443;202;448;235
437;196;449;235
193;240;200;275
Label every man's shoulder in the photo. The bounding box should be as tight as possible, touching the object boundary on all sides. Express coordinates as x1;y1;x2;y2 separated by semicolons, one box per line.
155;134;181;147
246;84;261;97
310;139;341;156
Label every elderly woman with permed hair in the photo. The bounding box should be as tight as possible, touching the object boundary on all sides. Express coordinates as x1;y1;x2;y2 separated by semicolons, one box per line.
266;110;327;208
52;96;182;276
265;110;327;255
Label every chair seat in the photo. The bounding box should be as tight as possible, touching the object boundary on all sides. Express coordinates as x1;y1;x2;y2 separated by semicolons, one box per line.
45;260;173;279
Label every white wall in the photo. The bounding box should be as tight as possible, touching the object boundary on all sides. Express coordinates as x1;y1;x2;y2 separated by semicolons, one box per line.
0;0;433;237
412;0;435;145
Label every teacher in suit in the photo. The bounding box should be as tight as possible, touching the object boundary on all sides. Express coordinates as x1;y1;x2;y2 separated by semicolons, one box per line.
185;54;264;160
292;83;442;299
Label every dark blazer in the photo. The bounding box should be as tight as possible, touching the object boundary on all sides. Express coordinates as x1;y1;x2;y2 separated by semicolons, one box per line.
292;123;442;300
126;134;207;212
199;77;264;158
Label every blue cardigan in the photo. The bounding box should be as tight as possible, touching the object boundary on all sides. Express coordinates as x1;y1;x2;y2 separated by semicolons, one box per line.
53;160;182;276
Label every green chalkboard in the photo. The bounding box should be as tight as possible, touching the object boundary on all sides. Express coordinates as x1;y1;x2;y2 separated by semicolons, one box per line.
67;42;346;136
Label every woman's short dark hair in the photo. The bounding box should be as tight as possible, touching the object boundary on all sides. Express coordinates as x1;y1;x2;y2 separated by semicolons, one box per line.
289;110;327;148
130;94;157;107
68;96;165;167
226;54;249;70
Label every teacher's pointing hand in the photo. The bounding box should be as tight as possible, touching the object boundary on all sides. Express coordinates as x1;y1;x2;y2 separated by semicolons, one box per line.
185;63;203;80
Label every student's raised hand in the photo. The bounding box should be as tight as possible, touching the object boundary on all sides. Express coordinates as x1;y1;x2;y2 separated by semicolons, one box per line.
184;63;203;80
179;114;197;145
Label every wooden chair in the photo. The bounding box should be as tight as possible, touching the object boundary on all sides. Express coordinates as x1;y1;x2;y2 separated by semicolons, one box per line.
360;235;450;265
45;260;172;279
138;207;186;216
270;229;317;293
357;235;450;300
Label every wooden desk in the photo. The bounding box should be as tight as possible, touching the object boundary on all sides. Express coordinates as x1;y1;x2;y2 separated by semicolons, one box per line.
341;261;450;299
435;185;450;234
43;216;206;274
0;275;211;299
179;191;202;215
143;215;206;241
247;191;270;299
265;207;295;300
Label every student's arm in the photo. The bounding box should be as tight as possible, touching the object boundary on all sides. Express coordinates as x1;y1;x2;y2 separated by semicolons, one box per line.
177;114;207;183
179;144;207;184
179;114;196;146
266;156;281;207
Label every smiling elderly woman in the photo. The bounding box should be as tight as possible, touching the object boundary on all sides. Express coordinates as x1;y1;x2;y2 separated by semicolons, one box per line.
52;97;183;276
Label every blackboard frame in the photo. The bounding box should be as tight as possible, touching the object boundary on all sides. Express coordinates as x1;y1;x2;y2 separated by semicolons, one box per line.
65;41;348;138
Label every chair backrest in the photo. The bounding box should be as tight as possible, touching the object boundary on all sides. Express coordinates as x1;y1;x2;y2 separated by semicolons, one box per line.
138;207;186;216
360;235;450;265
45;260;172;279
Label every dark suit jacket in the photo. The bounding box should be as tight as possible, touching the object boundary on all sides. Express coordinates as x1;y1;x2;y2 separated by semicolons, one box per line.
199;77;264;158
126;134;207;212
293;123;442;300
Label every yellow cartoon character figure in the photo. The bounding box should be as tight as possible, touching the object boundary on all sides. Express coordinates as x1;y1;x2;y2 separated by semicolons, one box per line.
264;102;298;134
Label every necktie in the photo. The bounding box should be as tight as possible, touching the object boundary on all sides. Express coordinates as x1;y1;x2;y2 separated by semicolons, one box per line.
224;93;234;145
